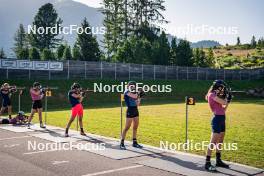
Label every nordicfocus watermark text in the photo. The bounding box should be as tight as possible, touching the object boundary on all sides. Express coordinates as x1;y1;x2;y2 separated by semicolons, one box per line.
93;82;172;93
161;24;238;36
28;141;106;151
27;24;106;35
160;140;238;151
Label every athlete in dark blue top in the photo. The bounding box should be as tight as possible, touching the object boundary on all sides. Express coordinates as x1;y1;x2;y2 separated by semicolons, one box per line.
0;83;14;119
68;90;80;107
124;89;137;107
120;81;143;150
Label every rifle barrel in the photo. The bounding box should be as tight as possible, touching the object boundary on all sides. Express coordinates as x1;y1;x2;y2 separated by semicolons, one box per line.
231;90;247;93
42;87;59;90
16;87;26;90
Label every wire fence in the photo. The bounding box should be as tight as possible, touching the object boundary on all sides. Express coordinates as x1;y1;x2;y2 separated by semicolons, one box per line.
0;60;263;80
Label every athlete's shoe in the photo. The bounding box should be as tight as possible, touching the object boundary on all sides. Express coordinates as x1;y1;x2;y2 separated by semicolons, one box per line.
80;132;87;136
40;123;46;128
216;160;230;168
65;133;69;137
205;162;217;172
27;123;31;129
132;142;143;149
120;143;126;150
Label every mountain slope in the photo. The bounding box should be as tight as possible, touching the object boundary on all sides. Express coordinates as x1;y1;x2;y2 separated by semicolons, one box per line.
191;40;221;48
0;0;104;57
166;34;221;48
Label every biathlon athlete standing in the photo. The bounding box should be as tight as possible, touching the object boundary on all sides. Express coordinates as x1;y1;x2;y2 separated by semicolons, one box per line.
120;81;144;150
27;82;46;129
0;83;16;119
65;83;86;137
205;80;232;171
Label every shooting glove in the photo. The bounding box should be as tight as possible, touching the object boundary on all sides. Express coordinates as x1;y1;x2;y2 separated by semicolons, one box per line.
40;89;45;95
81;91;86;97
138;88;145;98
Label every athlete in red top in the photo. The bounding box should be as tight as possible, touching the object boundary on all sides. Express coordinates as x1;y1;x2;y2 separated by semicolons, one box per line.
65;83;86;137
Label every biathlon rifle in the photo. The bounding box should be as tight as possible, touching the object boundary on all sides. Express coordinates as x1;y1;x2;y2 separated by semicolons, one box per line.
40;86;58;91
230;90;247;93
39;86;58;94
1;86;26;94
79;88;94;97
71;88;93;97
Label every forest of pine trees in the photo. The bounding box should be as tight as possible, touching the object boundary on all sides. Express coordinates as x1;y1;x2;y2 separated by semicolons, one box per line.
10;3;101;62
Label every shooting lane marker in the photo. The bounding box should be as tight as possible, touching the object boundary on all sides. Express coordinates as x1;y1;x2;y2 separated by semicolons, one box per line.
17;87;26;112
52;160;69;165
0;136;31;141
29;132;79;143
4;144;20;148
45;89;52;126
185;96;195;143
23;149;59;155
43;87;58;127
0;125;34;132
18;90;22;111
82;165;143;176
120;94;124;139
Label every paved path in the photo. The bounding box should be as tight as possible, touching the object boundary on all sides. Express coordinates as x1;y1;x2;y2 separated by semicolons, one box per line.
0;124;263;176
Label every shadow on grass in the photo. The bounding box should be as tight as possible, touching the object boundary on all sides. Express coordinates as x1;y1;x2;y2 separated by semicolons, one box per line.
1;78;263;113
2;96;263;115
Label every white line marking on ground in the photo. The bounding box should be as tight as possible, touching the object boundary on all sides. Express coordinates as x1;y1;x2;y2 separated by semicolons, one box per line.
23;150;59;155
52;160;69;165
0;136;31;141
4;144;20;148
82;165;144;176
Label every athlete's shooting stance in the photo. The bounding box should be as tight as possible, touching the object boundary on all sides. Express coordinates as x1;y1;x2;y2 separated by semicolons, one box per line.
120;81;145;150
205;80;232;171
65;83;86;137
0;83;16;119
27;82;45;129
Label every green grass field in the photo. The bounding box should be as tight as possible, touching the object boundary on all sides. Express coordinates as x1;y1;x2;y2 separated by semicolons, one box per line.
34;101;264;168
1;79;264;168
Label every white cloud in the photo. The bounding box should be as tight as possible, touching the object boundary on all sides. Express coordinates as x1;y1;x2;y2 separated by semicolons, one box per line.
73;0;102;8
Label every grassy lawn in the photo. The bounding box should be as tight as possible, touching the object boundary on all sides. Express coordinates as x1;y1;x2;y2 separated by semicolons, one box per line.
32;101;264;169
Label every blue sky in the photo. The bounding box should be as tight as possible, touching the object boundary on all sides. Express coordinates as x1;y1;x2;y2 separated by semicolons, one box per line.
74;0;264;45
